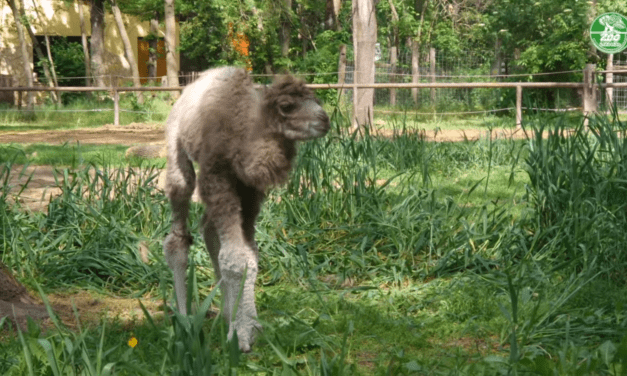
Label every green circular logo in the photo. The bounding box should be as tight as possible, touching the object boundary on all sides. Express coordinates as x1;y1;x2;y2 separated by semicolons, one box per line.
590;13;627;54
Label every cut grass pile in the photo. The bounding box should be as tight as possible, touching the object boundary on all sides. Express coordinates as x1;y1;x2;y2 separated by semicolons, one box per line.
1;109;627;374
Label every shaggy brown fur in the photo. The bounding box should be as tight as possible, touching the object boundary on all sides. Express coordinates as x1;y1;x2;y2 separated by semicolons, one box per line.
163;66;329;352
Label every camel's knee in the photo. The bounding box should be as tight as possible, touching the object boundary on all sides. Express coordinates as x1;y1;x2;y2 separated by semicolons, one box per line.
219;247;258;281
164;231;193;271
165;150;196;200
165;173;195;202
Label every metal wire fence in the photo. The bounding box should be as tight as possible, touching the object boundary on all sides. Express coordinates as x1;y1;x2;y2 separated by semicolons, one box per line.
1;48;626;126
613;53;627;110
343;47;596;114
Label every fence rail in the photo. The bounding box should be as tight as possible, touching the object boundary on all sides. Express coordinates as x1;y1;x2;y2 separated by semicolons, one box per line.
3;81;627;91
1;66;625;128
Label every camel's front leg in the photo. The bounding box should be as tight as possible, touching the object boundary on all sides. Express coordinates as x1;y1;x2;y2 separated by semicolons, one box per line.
164;140;196;316
199;169;261;352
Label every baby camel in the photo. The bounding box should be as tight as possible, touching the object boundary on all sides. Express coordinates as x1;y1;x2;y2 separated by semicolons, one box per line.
163;66;330;352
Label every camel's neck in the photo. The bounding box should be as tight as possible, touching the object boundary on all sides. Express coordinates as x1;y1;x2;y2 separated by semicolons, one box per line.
280;137;297;162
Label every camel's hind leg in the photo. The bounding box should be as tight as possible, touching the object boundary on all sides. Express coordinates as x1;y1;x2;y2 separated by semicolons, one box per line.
164;139;196;315
202;214;221;281
236;180;265;255
198;169;261;352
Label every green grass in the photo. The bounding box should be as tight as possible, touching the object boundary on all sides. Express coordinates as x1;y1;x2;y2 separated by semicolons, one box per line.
0;143;165;169
0;93;171;131
1;108;627;374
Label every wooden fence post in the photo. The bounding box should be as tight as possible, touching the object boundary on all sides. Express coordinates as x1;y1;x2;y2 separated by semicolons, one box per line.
516;85;522;129
113;88;119;126
606;54;614;112
583;63;597;126
410;38;419;105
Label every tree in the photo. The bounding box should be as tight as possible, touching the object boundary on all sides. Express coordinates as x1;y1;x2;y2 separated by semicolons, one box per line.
280;0;292;58
383;0;400;106
411;0;429;105
78;0;92;87
325;0;341;30
148;15;159;83
352;0;377;128
164;0;179;97
111;0;143;103
25;0;59;104
486;0;591;73
7;0;34;113
90;0;106;87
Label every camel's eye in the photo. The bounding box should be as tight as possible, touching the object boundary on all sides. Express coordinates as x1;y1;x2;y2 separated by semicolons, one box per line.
279;103;297;115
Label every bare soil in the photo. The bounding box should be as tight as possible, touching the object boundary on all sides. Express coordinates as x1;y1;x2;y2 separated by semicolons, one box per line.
0;122;537;145
0;122;165;145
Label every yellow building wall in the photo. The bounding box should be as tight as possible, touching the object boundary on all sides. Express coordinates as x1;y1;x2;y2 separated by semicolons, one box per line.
0;0;179;87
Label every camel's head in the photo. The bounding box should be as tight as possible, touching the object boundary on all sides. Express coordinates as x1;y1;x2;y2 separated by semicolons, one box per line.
263;75;330;141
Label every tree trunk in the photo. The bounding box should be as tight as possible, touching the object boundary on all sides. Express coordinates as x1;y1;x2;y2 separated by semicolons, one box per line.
164;0;179;98
411;0;428;105
325;0;341;30
90;0;106;87
493;37;502;78
352;0;377;129
338;43;347;100
387;0;399;107
7;0;34;113
429;46;435;105
78;0;92;87
111;0;143;103
43;35;59;88
24;0;59;104
390;45;397;107
411;38;420;105
280;0;292;58
587;0;598;61
298;3;308;59
606;53;613;110
148;15;159;84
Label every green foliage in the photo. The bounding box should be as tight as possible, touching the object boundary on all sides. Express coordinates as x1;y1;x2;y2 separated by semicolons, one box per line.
1;163;169;294
33;38;87;104
177;0;229;71
487;0;591;72
3;110;627;374
524;112;627;277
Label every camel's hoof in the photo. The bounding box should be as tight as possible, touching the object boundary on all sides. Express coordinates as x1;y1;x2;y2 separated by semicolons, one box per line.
229;319;262;353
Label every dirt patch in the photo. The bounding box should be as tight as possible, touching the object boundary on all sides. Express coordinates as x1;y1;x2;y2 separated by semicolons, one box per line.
371;126;539;142
3;165;204;213
45;291;165;329
0;279;164;333
5;165;64;212
0;266;165;333
0;264;49;330
0;122;165;145
0;122;540;145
